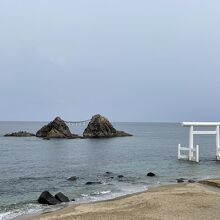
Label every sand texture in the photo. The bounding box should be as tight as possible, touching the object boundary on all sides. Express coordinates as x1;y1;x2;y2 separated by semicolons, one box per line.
26;181;220;220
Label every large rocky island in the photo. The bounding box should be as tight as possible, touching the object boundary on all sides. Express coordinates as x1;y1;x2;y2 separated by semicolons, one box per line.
36;117;80;139
83;114;132;138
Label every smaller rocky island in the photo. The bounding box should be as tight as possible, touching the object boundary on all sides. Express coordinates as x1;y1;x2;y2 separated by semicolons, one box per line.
83;114;132;138
36;117;81;139
4;131;35;137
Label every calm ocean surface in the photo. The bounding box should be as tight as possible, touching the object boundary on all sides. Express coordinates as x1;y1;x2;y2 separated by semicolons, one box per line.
1;122;220;220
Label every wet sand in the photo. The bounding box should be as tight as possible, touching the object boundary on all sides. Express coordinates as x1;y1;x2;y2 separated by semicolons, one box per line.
26;180;220;220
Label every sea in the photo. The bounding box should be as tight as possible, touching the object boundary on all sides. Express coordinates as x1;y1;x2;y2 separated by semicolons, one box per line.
1;122;220;220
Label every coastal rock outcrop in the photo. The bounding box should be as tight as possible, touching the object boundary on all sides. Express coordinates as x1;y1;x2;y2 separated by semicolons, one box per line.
4;131;35;137
83;114;132;138
36;117;80;139
38;191;60;205
199;179;220;187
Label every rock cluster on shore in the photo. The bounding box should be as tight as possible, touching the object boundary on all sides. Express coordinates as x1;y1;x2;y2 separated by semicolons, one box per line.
36;117;80;139
38;191;70;205
83;114;132;138
4;131;35;137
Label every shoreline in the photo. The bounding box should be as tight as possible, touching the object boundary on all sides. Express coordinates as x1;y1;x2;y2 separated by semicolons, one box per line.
19;179;220;220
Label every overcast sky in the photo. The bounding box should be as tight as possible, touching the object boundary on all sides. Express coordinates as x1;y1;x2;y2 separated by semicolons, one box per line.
0;0;220;122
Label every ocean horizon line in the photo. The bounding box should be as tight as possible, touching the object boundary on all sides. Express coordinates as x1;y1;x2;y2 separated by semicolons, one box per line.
0;120;180;124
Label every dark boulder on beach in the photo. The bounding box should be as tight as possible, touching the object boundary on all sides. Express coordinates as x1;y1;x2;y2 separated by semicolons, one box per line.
83;114;132;138
177;178;185;183
55;192;70;203
188;179;196;183
36;117;80;139
38;191;60;205
147;172;156;177
4;131;35;137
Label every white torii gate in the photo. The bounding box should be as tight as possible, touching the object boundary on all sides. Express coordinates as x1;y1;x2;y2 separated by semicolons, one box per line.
178;122;220;163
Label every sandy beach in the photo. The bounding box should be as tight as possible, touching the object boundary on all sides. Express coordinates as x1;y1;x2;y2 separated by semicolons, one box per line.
26;180;220;220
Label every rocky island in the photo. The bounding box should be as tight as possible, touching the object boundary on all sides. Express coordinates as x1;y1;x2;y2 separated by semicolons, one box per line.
83;114;132;138
4;131;35;137
36;117;81;139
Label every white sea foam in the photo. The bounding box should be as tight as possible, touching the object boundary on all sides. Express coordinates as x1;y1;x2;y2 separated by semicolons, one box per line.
76;182;148;205
0;204;42;220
